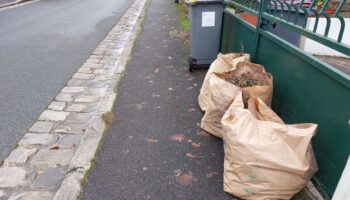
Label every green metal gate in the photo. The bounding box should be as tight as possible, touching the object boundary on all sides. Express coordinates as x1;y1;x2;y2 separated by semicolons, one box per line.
220;0;350;198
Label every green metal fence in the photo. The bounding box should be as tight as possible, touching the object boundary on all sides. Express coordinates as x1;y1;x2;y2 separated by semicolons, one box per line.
221;0;350;198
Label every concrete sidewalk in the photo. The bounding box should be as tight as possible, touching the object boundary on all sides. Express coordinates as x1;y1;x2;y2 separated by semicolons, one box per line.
81;0;234;199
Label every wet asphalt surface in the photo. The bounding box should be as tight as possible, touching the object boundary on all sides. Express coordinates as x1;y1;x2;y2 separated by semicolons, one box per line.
81;0;233;199
0;0;134;161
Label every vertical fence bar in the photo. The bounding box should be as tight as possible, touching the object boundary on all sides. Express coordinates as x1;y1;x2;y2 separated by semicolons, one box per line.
252;0;269;61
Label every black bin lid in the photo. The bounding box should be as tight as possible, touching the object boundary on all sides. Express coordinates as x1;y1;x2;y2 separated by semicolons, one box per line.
185;0;223;5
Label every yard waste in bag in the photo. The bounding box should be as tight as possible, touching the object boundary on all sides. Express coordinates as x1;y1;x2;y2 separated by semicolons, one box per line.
200;62;273;138
221;93;318;200
198;53;250;112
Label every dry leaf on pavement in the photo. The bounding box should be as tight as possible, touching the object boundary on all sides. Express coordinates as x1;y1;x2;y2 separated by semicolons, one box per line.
186;153;196;158
146;138;158;143
176;171;197;186
197;131;210;137
191;142;201;148
206;171;219;178
186;86;193;91
169;134;185;142
188;107;195;112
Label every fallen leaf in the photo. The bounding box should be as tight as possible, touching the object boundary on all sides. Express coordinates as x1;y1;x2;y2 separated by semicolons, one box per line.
206;171;219;178
169;134;185;142
49;145;59;150
197;131;210;137
151;94;160;98
176;171;197;186
186;153;196;158
174;169;181;177
145;75;153;80
136;104;143;110
188;107;196;112
192;142;201;148
154;68;159;73
143;167;148;171
186;86;194;91
146;138;158;143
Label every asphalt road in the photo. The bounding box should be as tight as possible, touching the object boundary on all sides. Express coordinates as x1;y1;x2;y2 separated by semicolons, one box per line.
0;0;134;161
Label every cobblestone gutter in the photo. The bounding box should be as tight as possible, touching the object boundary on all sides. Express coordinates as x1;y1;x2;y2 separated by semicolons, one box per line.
0;0;148;199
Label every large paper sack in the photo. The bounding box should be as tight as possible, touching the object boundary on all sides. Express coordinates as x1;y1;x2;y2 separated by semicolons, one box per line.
201;62;273;138
222;94;318;199
198;53;250;112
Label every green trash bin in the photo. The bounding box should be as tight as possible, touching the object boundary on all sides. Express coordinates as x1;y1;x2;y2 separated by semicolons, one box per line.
185;0;223;72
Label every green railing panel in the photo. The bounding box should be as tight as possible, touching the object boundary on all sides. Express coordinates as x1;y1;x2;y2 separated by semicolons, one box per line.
221;10;256;54
221;8;350;198
256;31;350;198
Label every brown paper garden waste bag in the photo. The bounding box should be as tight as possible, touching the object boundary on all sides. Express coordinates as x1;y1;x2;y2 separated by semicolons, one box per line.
200;62;273;138
221;93;318;200
198;53;250;112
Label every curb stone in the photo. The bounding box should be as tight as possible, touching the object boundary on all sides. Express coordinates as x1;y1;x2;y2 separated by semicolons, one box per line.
0;0;33;9
0;0;148;199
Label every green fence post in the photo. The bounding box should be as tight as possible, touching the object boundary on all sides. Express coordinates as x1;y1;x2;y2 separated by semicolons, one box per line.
252;0;268;61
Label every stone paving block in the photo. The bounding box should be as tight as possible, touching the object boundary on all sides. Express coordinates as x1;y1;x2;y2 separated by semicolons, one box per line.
72;73;93;80
8;192;53;200
75;95;103;103
86;80;110;88
32;168;65;189
86;58;100;64
55;122;86;134
66;103;87;112
4;147;37;166
30;149;74;171
48;101;66;111
86;87;107;95
19;133;55;147
81;63;104;69
29;121;54;133
89;55;103;59
0;167;26;187
66;113;92;123
65;103;98;113
78;68;95;74
99;93;117;112
92;49;105;55
61;86;85;94
39;110;70;121
55;93;74;102
94;69;114;75
53;176;80;200
94;74;113;81
69;133;102;170
67;79;87;86
57;135;82;149
90;116;105;133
